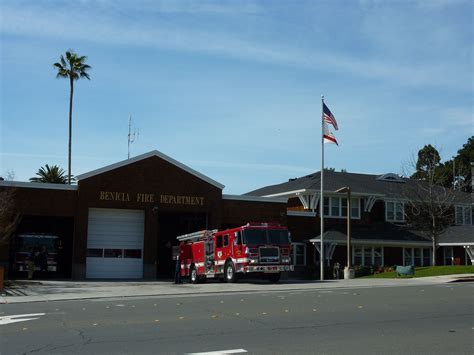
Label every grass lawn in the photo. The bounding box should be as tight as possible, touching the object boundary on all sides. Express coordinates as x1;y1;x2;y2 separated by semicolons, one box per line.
362;265;474;278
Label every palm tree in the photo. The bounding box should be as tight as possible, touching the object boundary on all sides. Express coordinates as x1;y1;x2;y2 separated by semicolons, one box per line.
30;164;71;184
53;50;91;185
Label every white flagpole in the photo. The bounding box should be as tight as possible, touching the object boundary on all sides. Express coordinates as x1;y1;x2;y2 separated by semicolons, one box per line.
320;95;325;281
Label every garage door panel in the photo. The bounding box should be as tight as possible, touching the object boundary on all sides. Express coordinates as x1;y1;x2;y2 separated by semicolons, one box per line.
86;258;143;279
86;208;144;279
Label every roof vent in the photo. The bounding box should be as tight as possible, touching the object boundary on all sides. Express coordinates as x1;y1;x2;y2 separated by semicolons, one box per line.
376;173;405;183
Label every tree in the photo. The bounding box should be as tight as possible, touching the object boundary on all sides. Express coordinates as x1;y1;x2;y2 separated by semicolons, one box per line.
30;164;71;184
0;189;21;246
453;136;473;192
403;145;464;266
410;144;441;181
54;50;91;185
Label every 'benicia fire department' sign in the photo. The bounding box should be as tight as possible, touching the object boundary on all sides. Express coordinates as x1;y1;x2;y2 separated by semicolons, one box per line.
99;191;204;206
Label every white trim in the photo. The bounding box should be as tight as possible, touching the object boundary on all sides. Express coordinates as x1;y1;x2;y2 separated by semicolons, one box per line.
438;242;474;246
287;211;317;217
262;189;310;198
264;188;384;199
310;238;431;248
0;180;78;190
222;194;287;203
75;150;225;189
364;196;378;212
295;192;320;211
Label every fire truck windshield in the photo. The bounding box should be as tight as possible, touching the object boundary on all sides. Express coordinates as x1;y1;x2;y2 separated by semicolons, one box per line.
16;236;59;253
243;229;290;245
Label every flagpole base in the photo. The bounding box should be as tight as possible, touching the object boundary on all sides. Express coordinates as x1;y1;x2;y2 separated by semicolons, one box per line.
344;267;355;279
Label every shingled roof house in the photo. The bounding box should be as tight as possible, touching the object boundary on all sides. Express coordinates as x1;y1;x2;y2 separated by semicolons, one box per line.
1;152;472;280
246;170;474;276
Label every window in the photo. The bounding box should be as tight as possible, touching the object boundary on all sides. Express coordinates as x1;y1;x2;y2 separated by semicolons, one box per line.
331;197;340;216
423;249;430;267
352;246;384;266
223;234;229;247
364;247;372;266
124;249;142;259
293;243;306;266
86;249;142;259
403;248;431;266
87;249;103;257
414;248;422;267
324;197;360;219
353;247;363;265
403;248;413;266
374;247;383;266
216;235;223;248
455;206;472;225
444;247;453;266
104;249;123;258
386;201;405;222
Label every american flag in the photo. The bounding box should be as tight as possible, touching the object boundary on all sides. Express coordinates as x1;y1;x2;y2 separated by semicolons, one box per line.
323;102;338;130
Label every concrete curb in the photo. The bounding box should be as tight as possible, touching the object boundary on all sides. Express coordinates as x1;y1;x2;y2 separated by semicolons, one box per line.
1;274;472;304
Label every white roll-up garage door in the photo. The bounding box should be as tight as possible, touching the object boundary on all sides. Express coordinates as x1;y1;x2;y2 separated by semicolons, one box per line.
86;208;145;279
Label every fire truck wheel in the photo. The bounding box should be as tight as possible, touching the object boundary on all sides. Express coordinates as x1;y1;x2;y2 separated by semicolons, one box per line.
224;261;237;283
190;266;198;284
268;273;281;283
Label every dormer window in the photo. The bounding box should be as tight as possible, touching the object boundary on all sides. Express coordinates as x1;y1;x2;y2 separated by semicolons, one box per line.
376;173;405;183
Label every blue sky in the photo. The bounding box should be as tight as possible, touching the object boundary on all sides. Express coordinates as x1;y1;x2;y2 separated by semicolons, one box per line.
1;0;472;194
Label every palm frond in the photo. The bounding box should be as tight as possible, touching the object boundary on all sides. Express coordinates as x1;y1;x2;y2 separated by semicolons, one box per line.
60;55;67;69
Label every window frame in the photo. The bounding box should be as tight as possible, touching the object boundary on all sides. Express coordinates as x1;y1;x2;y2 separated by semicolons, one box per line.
402;247;432;266
443;247;454;266
292;242;306;266
323;196;360;219
455;205;472;225
385;200;405;222
352;246;384;266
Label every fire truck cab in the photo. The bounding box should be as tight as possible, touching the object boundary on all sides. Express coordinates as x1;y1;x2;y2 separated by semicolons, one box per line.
177;222;294;283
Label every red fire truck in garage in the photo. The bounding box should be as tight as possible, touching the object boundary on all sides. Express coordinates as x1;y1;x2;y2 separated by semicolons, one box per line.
177;223;294;283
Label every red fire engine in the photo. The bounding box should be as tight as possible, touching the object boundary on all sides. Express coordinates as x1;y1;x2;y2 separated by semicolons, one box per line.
177;222;294;283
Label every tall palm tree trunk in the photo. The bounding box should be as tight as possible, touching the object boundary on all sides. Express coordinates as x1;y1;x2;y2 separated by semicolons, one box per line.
68;77;74;185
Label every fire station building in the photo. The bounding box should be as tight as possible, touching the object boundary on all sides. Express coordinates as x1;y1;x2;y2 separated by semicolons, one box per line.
1;149;473;280
1;151;286;279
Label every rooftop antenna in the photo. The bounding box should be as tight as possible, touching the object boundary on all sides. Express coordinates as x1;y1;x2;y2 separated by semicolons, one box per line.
127;115;139;159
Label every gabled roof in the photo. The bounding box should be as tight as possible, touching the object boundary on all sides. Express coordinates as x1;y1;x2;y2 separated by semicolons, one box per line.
246;170;470;203
0;180;78;191
76;150;225;190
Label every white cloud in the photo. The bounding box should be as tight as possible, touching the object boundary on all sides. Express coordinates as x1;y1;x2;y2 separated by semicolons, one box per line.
1;2;471;91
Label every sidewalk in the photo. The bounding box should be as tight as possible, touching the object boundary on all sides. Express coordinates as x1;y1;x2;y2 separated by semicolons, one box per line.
1;274;473;304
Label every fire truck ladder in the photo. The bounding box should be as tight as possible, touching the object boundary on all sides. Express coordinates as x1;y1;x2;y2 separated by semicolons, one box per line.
176;229;217;243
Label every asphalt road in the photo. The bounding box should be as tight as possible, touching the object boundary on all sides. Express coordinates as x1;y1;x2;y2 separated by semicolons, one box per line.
1;283;473;354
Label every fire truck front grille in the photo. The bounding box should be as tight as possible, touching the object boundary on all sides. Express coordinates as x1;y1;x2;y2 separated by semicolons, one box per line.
259;247;279;264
